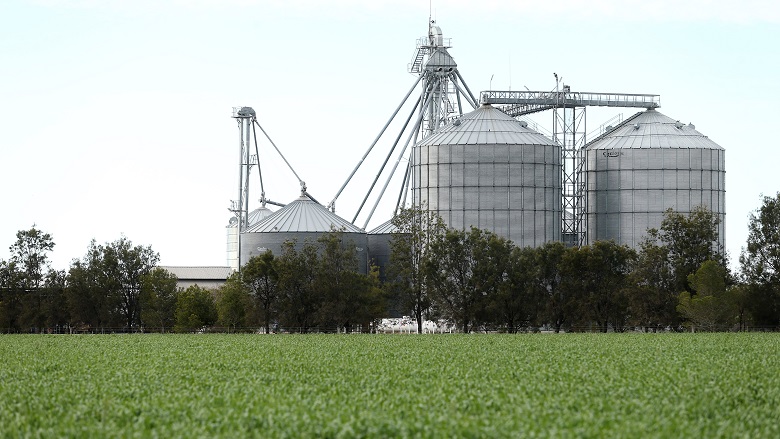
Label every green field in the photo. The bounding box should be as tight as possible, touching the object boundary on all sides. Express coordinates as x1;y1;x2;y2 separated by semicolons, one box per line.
1;334;778;438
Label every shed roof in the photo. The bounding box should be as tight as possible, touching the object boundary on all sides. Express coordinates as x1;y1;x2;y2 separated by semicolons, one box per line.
159;266;234;280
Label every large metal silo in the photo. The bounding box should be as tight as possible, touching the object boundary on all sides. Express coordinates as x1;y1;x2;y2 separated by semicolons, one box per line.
584;109;726;248
411;104;562;247
240;194;368;273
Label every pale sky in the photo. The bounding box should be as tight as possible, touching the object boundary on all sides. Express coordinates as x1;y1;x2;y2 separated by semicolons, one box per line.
2;0;779;272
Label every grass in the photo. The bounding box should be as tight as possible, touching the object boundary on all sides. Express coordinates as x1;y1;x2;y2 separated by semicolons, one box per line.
1;333;778;438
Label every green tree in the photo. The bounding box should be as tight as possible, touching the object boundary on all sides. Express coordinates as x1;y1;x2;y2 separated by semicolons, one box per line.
388;206;447;333
0;227;61;332
174;285;217;332
66;237;159;331
426;227;506;333
627;237;678;330
0;260;23;331
647;206;726;294
535;242;568;332
216;273;251;332
677;260;732;331
276;240;321;333
739;192;780;328
66;247;118;331
560;241;636;332
241;251;279;333
41;269;68;332
488;244;536;333
139;267;178;332
317;230;364;332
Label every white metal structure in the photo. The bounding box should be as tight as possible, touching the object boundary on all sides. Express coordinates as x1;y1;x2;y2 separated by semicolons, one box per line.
227;107;312;270
480;87;661;246
329;21;478;228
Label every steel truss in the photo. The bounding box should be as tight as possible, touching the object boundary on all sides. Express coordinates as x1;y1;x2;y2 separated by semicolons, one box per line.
328;21;478;228
480;86;660;246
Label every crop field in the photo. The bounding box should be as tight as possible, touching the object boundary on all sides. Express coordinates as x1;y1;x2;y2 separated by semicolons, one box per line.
1;334;778;438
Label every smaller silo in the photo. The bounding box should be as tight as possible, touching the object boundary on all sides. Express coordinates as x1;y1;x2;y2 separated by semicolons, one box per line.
226;205;275;271
367;219;397;283
240;194;368;273
584;109;726;248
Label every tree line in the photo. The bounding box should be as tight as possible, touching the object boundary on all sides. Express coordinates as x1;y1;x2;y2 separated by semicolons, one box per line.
2;192;779;333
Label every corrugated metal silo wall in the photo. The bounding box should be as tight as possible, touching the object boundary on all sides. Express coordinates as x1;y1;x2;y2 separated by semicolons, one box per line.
367;233;392;282
412;142;562;247
240;231;369;274
585;148;726;248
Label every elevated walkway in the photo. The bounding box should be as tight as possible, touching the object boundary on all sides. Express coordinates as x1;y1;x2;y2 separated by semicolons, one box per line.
479;90;660;116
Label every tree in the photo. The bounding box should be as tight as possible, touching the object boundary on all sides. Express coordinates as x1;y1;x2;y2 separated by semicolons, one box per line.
216;273;251;332
647;206;726;294
66;237;159;331
487;244;535;333
174;285;217;332
387;206;447;333
241;251;279;333
316;230;364;332
426;228;478;333
425;227;508;333
627;237;678;330
139;267;178;332
740;192;780;328
276;240;321;333
535;242;568;332
0;226;59;332
66;245;118;331
677;260;732;331
560;241;636;332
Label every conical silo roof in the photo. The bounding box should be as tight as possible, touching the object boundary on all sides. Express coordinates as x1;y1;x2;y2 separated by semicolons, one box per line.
586;109;723;150
244;194;365;234
247;205;274;227
368;219;397;235
417;104;557;147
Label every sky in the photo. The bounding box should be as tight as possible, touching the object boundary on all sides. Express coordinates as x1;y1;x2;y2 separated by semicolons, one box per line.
1;0;779;272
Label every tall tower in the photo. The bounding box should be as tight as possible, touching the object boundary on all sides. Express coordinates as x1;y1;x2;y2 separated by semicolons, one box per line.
227;106;257;270
409;21;478;139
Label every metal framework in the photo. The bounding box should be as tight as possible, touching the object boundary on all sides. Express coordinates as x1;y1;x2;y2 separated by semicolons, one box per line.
328;20;478;228
229;107;311;237
480;86;660;246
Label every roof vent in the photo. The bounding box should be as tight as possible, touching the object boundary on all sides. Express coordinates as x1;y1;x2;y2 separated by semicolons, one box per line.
633;123;640;130
688;123;695;130
453;119;461;126
605;125;613;132
519;121;528;128
675;121;684;129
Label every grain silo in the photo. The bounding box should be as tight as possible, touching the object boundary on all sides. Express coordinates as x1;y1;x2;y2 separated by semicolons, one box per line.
584;108;725;248
227;205;274;271
240;193;368;273
367;219;397;282
411;103;561;247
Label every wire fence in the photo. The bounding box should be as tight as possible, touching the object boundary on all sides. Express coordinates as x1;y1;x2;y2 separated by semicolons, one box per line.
2;324;779;335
